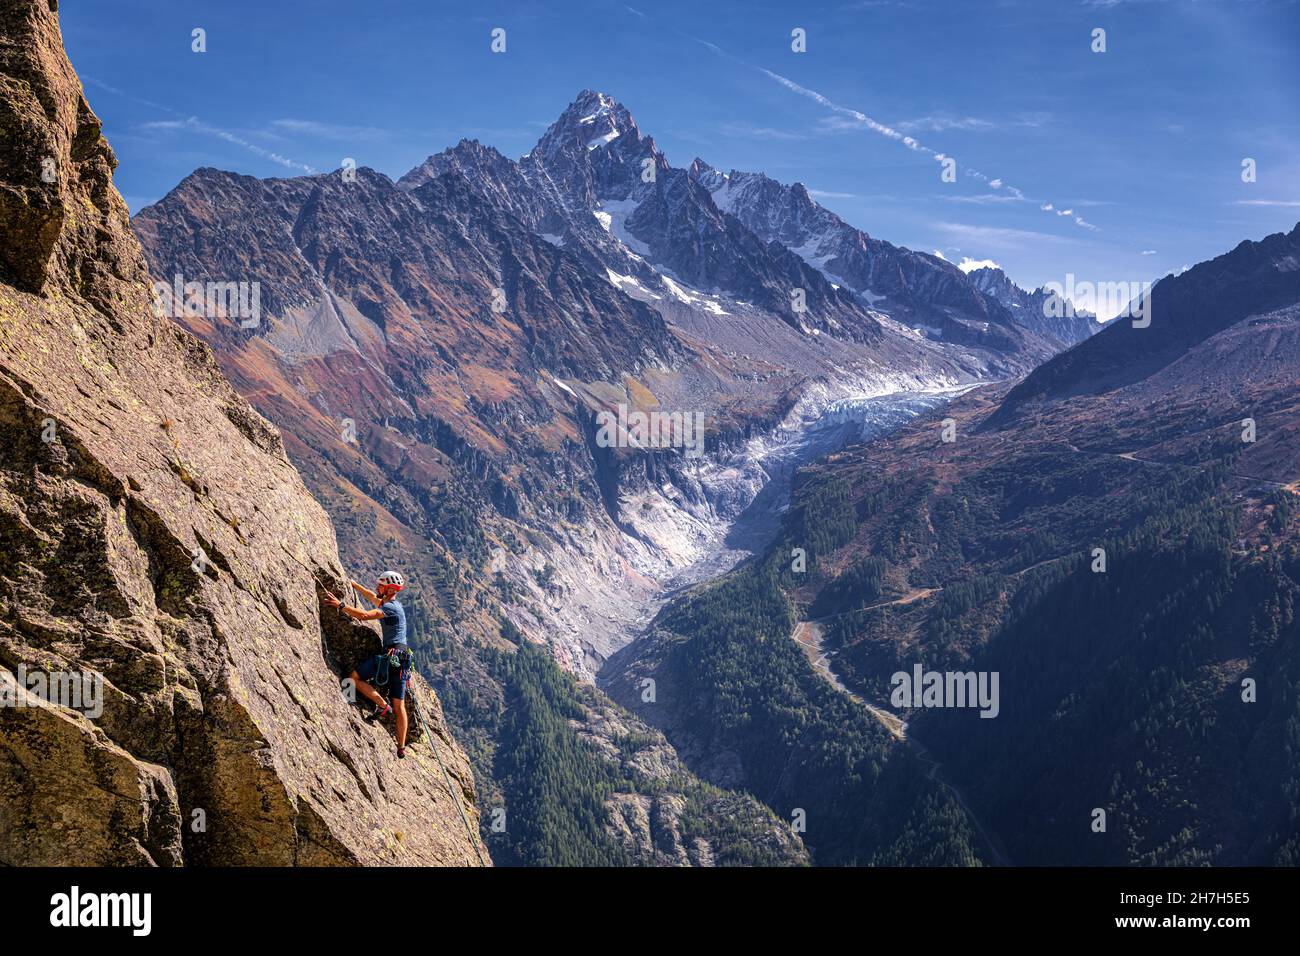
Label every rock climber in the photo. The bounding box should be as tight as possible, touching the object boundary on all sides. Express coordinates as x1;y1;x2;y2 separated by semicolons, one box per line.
325;571;413;759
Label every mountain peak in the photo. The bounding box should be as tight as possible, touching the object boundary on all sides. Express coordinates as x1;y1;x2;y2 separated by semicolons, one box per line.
569;88;619;112
688;158;727;190
397;137;516;191
967;264;1015;295
533;89;647;160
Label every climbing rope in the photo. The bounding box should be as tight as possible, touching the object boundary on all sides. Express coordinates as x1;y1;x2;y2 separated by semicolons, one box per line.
410;679;488;867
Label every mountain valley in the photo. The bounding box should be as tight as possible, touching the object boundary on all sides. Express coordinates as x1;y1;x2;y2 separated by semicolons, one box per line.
122;86;1299;865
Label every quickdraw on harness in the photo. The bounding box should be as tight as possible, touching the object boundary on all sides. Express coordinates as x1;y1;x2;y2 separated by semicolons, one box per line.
373;645;413;694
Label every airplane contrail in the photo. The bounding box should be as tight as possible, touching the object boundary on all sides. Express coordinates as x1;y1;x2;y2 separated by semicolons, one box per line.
626;10;1102;234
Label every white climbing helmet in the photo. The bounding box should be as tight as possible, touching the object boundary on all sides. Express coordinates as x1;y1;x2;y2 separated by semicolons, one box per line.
377;570;404;591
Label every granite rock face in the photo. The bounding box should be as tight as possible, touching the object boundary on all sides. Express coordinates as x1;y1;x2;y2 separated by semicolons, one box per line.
0;0;487;866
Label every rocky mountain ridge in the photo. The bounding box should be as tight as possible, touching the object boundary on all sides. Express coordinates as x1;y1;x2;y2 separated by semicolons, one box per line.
992;223;1300;423
966;264;1098;349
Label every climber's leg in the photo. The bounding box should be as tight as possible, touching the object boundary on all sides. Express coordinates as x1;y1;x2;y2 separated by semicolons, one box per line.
392;698;409;755
348;665;382;712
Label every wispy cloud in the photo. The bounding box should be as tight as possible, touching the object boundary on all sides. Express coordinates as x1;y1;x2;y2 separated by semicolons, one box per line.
814;115;874;134
763;69;917;145
896;115;996;133
269;119;389;141
139;117;318;173
717;121;807;141
940;193;1025;205
897;112;1052;133
1231;199;1300;207
935;221;1071;249
957;257;1001;273
759;69;1099;232
84;76;177;116
91;76;320;174
808;189;860;199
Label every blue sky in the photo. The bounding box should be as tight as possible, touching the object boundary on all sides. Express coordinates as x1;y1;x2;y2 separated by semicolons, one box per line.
64;0;1299;297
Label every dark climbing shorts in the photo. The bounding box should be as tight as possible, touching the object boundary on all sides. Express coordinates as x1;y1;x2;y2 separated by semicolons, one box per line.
355;646;412;700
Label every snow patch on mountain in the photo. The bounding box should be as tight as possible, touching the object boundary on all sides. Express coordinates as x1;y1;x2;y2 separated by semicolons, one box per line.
607;268;661;299
587;129;621;150
599;198;651;259
789;239;836;272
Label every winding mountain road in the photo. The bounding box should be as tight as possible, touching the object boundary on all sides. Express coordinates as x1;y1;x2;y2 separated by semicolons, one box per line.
789;616;1012;866
1061;440;1296;491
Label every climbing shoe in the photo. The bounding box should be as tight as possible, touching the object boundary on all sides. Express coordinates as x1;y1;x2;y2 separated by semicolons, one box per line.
397;745;406;759
365;702;392;723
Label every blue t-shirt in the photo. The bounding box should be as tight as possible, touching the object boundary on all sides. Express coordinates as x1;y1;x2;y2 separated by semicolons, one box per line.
380;600;408;648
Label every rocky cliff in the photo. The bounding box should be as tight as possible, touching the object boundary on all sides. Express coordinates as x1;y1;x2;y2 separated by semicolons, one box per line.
0;0;487;866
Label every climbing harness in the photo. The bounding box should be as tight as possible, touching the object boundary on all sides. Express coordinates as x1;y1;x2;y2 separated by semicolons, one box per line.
372;645;413;691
